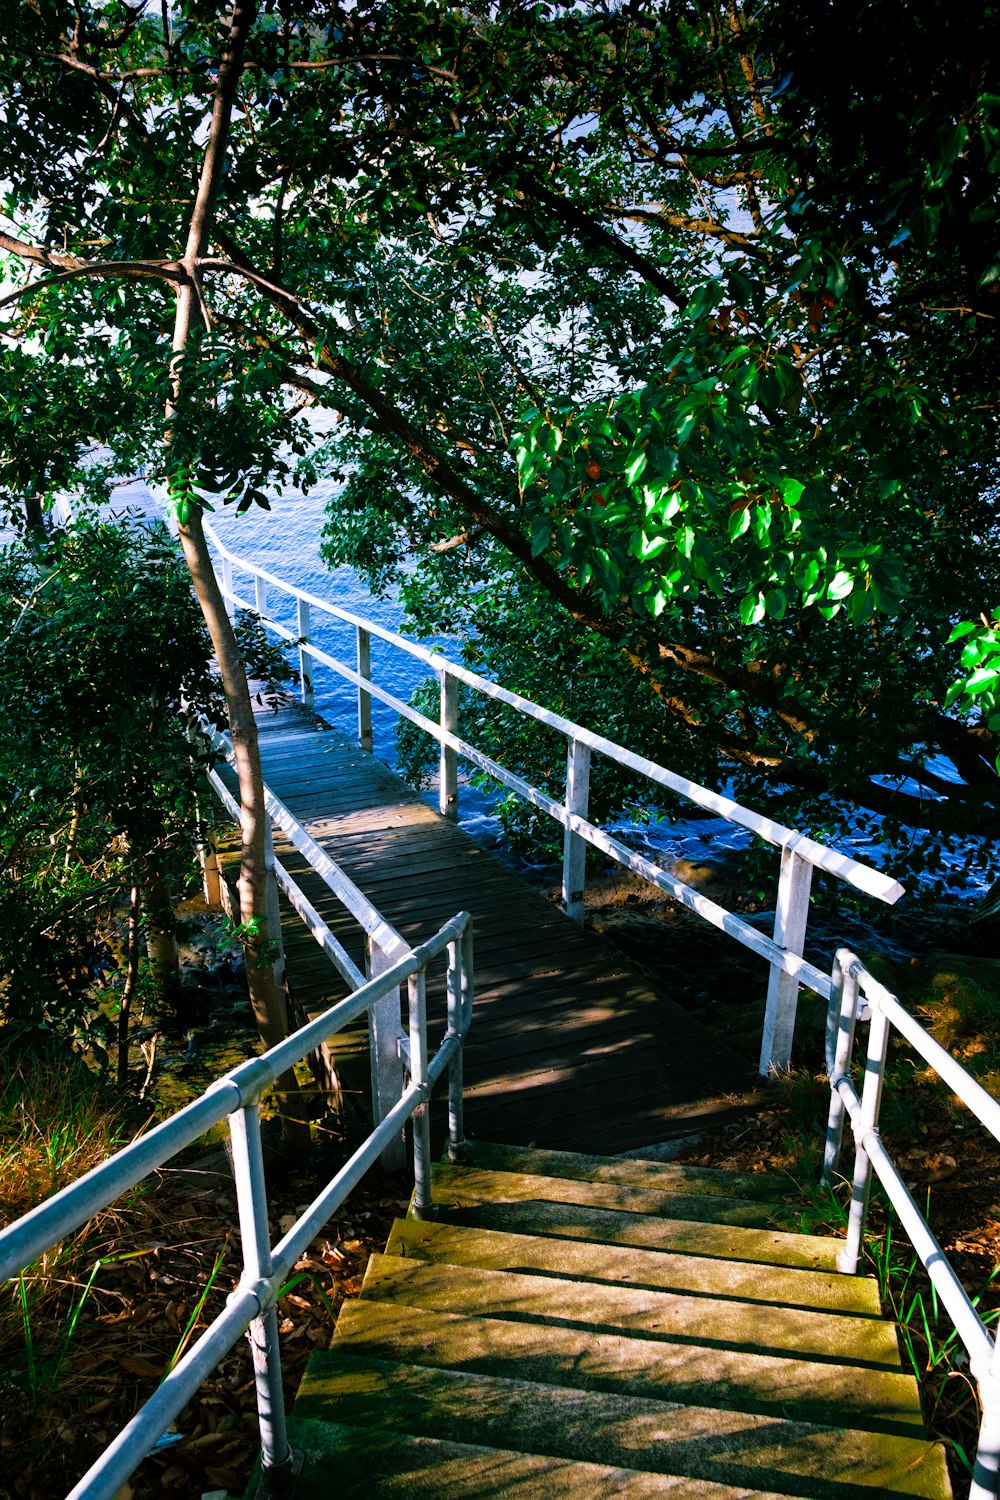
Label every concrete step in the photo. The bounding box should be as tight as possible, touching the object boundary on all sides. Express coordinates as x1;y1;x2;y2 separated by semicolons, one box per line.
359;1254;905;1369
427;1166;845;1272
456;1139;789;1203
332;1299;925;1435
294;1354;950;1498
387;1216;880;1316
430;1161;798;1230
284;1414;795;1497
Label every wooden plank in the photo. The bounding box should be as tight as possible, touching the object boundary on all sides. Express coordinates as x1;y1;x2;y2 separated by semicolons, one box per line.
236;709;755;1155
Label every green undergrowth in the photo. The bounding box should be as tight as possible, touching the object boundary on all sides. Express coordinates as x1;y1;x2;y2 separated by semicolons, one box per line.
0;1042;140;1417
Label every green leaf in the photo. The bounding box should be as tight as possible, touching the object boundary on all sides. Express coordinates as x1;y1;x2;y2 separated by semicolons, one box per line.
909;203;941;247
529;518;550;557
727;506;751;540
624;448;648;485
946;621;978;642
676;525;695;558
765;587;787;620
964;666;1000;692
739;592;766;626
827;570;855;600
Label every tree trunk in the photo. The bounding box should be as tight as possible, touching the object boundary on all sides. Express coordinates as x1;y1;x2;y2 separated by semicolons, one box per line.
118;874;142;1087
140;860;180;1003
165;0;307;1146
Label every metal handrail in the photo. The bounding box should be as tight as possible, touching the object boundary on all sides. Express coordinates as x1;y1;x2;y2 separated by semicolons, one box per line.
204;516;905;1073
822;949;1000;1500
0;911;474;1500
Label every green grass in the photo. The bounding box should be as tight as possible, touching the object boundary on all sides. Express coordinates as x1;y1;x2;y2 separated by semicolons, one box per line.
0;1040;136;1404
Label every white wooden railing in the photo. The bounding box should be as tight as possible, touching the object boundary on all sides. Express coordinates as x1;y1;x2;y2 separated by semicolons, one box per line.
204;518;905;1076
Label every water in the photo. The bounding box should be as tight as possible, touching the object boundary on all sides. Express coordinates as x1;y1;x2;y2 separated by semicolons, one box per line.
34;475;994;902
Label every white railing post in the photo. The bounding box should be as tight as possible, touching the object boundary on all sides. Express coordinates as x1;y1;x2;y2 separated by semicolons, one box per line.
228;1102;296;1488
254;573;267;619
972;1348;1000;1500
367;939;406;1171
296;596;314;709
408;969;433;1216
439;666;459;821
446;934;466;1161
759;834;814;1074
262;810;286;997
220;555;235;621
822;951;864;1184
356;625;373;753
562;738;591;925
839;1002;889;1273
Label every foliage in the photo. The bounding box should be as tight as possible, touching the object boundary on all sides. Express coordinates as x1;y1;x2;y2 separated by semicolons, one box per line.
0;0;997;892
0;517;224;1046
948;614;1000;772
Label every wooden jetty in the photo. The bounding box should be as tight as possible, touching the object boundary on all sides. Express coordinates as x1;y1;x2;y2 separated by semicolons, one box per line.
218;701;754;1155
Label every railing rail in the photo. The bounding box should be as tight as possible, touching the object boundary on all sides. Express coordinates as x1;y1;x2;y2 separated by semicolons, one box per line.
205;517;904;1073
197;714;418;1165
0;911;474;1500
822;948;1000;1500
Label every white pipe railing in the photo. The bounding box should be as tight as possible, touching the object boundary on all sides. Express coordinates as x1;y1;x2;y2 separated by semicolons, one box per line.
823;949;1000;1499
204;518;904;1074
198;716;413;1167
0;912;474;1500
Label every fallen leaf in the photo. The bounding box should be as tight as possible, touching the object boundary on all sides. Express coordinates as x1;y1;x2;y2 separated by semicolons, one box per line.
924;1153;958;1183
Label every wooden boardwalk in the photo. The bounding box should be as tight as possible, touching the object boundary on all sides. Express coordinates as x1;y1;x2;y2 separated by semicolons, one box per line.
221;703;754;1155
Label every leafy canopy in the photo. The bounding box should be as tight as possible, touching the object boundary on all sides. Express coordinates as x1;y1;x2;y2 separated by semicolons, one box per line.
0;0;997;890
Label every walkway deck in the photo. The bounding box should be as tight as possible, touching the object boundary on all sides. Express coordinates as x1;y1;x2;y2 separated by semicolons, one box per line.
220;702;754;1155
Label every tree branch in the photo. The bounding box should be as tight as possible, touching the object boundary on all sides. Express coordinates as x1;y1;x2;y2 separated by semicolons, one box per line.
516;182;689;309
0;258;188;315
53;52;150;139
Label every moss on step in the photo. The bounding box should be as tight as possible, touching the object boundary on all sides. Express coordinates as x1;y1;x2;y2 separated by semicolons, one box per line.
294;1355;950;1498
281;1415;792;1497
332;1299;925;1435
426;1169;845;1272
456;1139;789;1203
359;1254;905;1369
430;1162;797;1229
387;1216;879;1316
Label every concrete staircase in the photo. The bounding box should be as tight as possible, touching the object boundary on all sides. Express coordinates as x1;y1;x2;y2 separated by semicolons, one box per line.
283;1141;952;1497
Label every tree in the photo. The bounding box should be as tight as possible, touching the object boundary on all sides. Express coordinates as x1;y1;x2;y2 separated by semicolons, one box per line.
0;0;997;904
0;518;226;1071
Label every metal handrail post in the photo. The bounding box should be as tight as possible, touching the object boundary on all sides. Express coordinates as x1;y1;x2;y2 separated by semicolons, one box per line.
839;1004;890;1273
461;921;474;1031
439;666;459;821
296;597;314;709
254;574;267;618
562;738;591;925
408;969;433;1216
367;939;406;1171
822;951;862;1183
228;1103;296;1492
972;1342;1000;1500
446;936;466;1160
356;625;373;752
759;835;814;1074
262;809;286;1000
